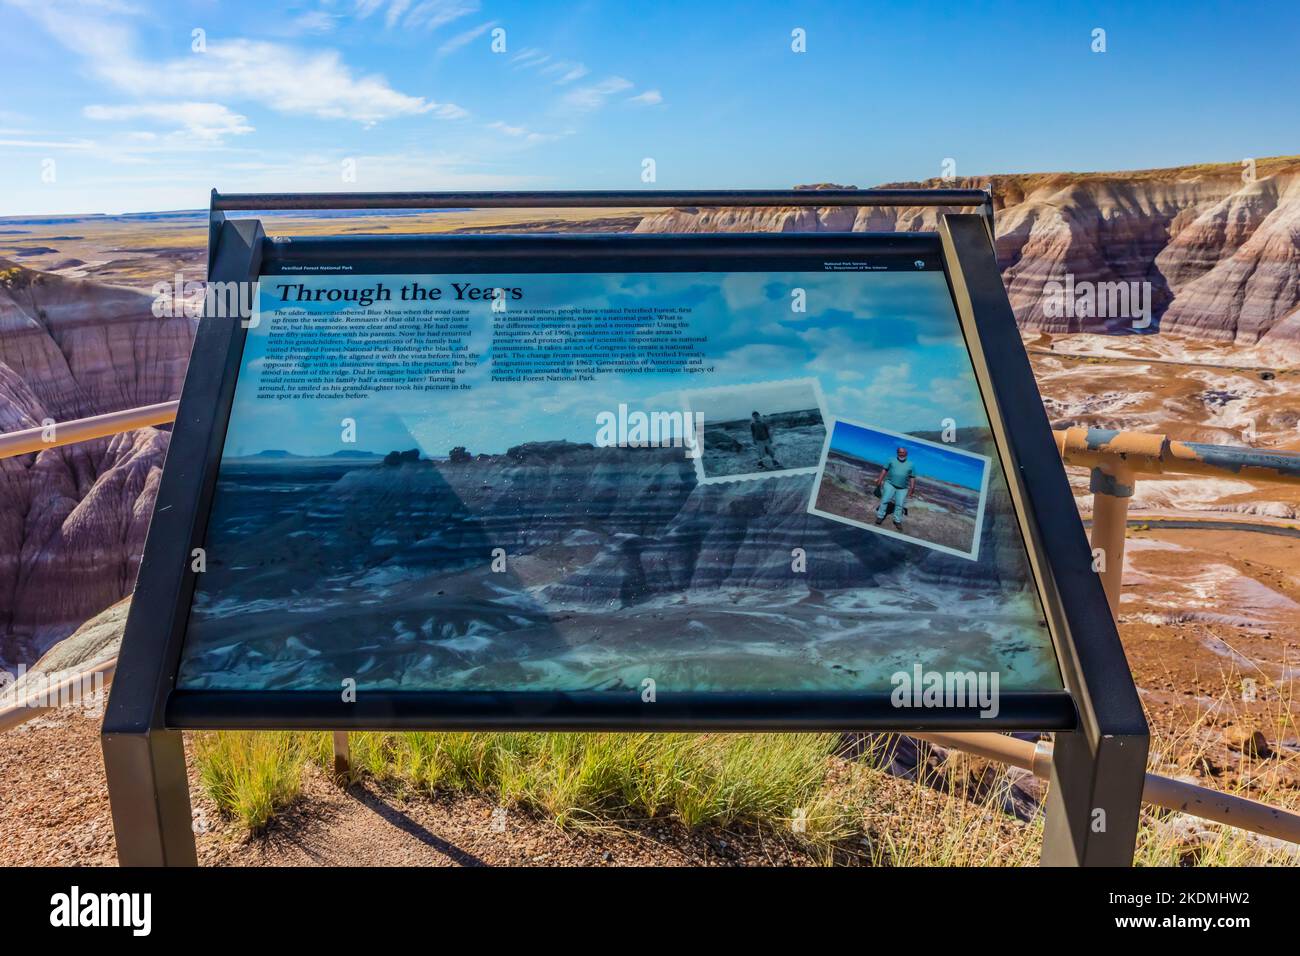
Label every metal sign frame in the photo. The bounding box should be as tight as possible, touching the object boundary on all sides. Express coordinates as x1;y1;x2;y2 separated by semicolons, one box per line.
103;189;1147;867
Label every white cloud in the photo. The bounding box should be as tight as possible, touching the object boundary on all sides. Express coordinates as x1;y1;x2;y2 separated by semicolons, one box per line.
384;0;412;28
628;89;663;106
511;48;550;69
486;120;562;145
359;0;479;32
0;137;96;150
9;1;466;125
100;40;465;124
289;11;339;34
562;76;633;113
513;51;589;85
541;61;590;85
438;19;496;56
84;102;254;142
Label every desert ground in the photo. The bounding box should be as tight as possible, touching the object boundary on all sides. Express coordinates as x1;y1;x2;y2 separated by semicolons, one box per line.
813;450;982;554
0;208;651;292
1026;331;1300;798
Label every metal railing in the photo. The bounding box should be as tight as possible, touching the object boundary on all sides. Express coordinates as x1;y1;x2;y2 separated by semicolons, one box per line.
3;402;1299;845
1055;427;1300;614
917;732;1300;844
0;657;117;733
0;402;179;459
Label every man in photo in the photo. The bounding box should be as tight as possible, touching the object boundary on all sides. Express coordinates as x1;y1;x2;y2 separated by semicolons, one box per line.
875;446;916;528
750;411;783;470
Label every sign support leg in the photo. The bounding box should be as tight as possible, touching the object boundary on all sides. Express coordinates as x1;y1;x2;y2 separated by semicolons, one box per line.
102;730;198;867
332;731;351;779
1040;727;1147;866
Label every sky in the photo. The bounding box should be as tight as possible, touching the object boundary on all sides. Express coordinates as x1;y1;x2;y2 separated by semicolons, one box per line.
224;269;983;457
2;0;1297;216
828;419;988;491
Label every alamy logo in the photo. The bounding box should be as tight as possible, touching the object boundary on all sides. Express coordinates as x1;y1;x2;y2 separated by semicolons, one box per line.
595;404;704;459
890;665;1000;718
49;886;151;936
1042;274;1152;328
152;273;258;326
0;665;105;715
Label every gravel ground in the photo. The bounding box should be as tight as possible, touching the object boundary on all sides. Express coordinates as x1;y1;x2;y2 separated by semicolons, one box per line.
0;704;824;867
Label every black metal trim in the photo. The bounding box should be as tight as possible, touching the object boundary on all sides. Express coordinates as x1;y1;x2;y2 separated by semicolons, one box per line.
940;214;1148;865
166;690;1077;732
103;219;264;735
166;228;1074;731
209;188;998;250
939;216;1146;738
258;231;949;277
101;218;266;867
212;187;991;211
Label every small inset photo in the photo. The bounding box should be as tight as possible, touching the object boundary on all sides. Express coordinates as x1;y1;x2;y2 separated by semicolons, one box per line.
808;419;991;560
681;378;828;484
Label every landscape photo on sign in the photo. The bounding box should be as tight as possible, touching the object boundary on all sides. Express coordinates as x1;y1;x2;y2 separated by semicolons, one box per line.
808;419;992;561
176;267;1062;695
680;377;827;484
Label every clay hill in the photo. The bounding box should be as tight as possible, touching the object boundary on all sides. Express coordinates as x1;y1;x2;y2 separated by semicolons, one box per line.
0;260;194;668
637;157;1300;347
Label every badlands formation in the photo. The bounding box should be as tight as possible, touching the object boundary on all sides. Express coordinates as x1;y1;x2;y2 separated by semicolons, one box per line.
637;157;1300;350
1;157;1299;678
0;261;193;667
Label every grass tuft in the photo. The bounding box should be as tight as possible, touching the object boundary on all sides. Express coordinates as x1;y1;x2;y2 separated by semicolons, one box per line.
192;731;309;834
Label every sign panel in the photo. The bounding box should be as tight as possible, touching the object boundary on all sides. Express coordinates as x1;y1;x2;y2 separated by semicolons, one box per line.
174;237;1064;705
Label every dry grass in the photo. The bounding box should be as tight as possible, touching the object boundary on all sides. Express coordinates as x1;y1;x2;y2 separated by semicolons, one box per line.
191;731;308;834
189;671;1298;865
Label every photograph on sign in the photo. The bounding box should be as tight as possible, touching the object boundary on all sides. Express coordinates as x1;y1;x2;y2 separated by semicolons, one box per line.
176;264;1062;696
809;419;992;561
680;377;827;484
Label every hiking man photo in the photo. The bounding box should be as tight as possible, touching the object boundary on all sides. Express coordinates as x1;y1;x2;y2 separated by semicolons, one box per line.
875;446;917;528
750;410;783;469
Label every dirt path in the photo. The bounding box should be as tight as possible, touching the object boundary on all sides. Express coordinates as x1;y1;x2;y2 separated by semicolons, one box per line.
0;705;818;867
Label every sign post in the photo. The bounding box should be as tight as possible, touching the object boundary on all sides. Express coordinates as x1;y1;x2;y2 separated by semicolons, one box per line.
103;190;1147;866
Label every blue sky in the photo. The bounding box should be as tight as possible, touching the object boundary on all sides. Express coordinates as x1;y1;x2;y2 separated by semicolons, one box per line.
828;420;987;491
2;0;1297;216
225;269;984;457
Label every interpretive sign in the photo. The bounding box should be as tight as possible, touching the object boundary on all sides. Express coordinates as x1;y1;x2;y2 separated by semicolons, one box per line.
103;192;1148;867
175;240;1063;710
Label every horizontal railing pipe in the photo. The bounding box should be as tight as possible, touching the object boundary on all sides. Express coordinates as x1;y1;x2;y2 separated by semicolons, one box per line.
1055;426;1300;486
0;401;179;460
0;658;117;733
917;731;1300;845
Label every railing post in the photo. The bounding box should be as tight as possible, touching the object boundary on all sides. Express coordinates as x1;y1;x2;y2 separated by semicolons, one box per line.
332;731;351;780
1089;465;1134;617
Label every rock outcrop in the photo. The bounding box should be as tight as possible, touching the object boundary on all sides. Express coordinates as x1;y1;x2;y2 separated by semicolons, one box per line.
0;260;193;667
637;158;1300;342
